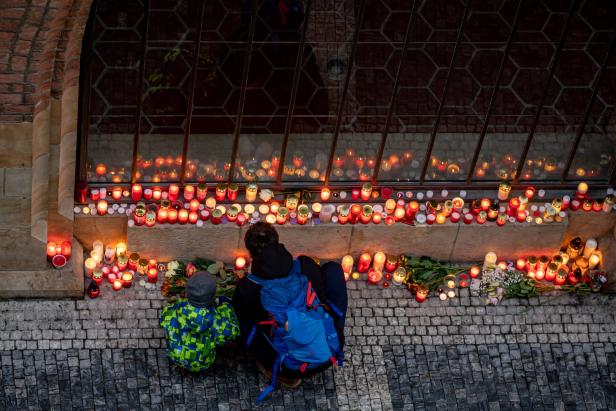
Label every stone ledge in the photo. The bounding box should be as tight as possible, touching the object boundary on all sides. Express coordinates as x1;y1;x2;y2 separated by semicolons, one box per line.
0;240;83;299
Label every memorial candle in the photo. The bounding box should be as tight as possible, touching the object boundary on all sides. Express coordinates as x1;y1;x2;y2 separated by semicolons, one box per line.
122;272;133;287
554;269;567;285
360;205;373;224
215;183;227;201
84;258;97;275
498;181;511;201
392;267;406;285
196;183;208;201
222;183;236;202
480;198;491;211
524;186;535;199
589;253;600;269
357;253;372;273
245;183;258;202
483;252;497;270
406;201;419;220
372;212;382;225
152;188;162;201
515;258;526;271
341;255;354;280
117;254;128;270
367;268;382;285
276;207;288;225
360;183;372;201
545;263;558;281
131;184;143;201
320;188;331;201
97;200;108;215
112;279;123;291
168;184;180;201
394;206;406;222
177;209;188;224
157;208;168;224
385;255;397;272
385;199;396;214
469;266;480;278
147;268;158;283
576;182;588;198
583;238;597;259
234;256;247;271
95;163;107;176
167;209;178;224
188;211;198;224
320;204;336;223
211;209;223;225
463;213;473;224
415;287;429;303
297;205;310;225
373;252;386;272
183;184;195;201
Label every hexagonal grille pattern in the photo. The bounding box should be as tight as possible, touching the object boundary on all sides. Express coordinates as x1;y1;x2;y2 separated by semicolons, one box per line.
82;0;616;186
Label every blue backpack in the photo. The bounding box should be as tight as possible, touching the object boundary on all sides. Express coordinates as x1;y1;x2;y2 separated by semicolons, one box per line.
246;259;343;402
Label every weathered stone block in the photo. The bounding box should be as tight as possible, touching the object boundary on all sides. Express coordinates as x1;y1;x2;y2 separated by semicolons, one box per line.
74;214;128;249
349;223;459;261
0;123;32;167
0;198;31;227
451;221;567;261
4;167;31;197
127;224;243;262
0;227;47;270
565;212;616;244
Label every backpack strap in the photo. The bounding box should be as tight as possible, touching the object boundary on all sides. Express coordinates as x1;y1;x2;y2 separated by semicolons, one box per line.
256;354;282;404
306;281;317;308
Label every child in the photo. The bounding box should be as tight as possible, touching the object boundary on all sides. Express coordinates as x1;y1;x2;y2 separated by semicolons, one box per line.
160;271;239;372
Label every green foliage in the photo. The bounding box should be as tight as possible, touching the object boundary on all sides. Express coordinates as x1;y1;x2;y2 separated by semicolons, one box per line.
401;255;468;292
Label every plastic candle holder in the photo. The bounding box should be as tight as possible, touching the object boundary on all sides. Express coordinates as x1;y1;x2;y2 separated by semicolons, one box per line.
469;266;480;278
215;183;227;201
498;181;511;201
168;184;180;201
367;268;382;285
357;253;372;273
297;205;310;225
196;183;208;201
341;255;354;280
227;183;238;201
415;287;429;303
360;205;373;224
320;188;331;202
392;267;406;285
385;255;398;272
97;200;108;216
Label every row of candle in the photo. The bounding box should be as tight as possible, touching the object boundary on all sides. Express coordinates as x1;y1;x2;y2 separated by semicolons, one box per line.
84;241;159;296
339;252;406;287
483;237;602;287
46;241;72;269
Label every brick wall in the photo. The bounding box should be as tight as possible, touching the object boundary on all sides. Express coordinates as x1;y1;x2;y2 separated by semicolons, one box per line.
0;0;62;122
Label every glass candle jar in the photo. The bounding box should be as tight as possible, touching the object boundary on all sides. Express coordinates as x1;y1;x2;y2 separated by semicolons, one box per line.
297;205;310;225
276;207;288;225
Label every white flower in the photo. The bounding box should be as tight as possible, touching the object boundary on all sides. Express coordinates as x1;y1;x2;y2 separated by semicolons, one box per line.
165;270;175;278
167;260;180;271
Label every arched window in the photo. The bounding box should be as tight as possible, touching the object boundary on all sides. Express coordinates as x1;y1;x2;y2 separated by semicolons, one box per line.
78;0;616;190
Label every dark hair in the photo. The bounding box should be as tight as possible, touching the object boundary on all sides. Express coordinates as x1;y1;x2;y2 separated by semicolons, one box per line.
244;222;279;257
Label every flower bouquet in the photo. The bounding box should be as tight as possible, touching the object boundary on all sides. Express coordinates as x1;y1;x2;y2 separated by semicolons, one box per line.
161;257;236;300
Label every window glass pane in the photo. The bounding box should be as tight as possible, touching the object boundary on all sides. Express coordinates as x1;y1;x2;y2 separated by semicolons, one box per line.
185;1;246;182
329;0;407;182
86;1;145;183
472;0;564;181
521;0;613;181
132;0;200;183
277;1;358;182
233;1;309;182
392;0;465;181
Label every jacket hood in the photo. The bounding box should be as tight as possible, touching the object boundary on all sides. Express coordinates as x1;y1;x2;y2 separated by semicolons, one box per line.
251;243;294;279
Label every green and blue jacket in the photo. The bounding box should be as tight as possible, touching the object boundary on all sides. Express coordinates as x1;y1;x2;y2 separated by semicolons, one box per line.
160;299;239;372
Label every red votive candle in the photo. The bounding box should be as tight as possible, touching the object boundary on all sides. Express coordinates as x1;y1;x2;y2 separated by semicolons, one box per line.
90;189;100;201
234;256;246;271
189;199;200;212
227;183;238;201
112;279;123;291
367;268;382;285
351;188;360;200
168;184;180;201
157;209;168;224
236;213;246;226
97;200;108;216
215;184;227;201
469;266;480;278
183;184;195;201
200;209;210;221
415;287;428;303
406;201;419;220
147;268;158;283
515;258;526;271
167;209;178;224
112;187;122;201
188;211;198;224
516;210;527;222
450;211;461;223
143;188;152;200
476;211;487;224
372;213;382;224
152;188;162;201
385;255;397;272
463;213;473;224
131;184;143;202
426;213;436;225
178;209;189;224
357;253;372;273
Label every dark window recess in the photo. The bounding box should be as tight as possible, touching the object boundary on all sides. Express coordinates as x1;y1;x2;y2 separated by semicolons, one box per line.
79;0;616;190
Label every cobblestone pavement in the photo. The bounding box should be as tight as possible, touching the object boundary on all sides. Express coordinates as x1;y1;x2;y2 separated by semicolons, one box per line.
1;280;616;411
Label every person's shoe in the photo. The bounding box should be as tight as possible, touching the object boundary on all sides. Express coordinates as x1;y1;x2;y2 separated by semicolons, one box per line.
256;362;301;389
278;375;302;389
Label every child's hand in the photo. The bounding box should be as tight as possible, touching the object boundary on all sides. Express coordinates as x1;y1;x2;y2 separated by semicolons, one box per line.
216;296;231;305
